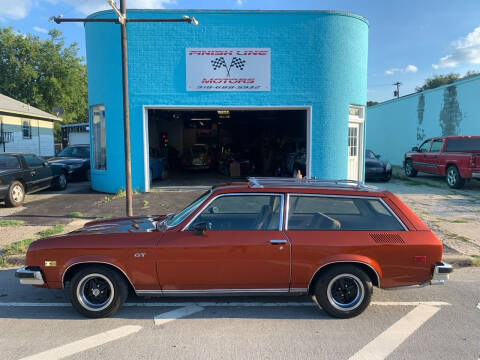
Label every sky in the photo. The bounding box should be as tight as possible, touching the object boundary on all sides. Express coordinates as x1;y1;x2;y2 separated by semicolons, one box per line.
0;0;480;102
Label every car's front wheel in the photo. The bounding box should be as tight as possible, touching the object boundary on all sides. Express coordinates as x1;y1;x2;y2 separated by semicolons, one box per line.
5;181;25;207
404;160;417;177
54;172;68;191
313;265;372;319
68;265;128;318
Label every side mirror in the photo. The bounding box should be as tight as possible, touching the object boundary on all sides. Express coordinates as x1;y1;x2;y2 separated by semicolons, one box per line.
411;146;419;152
193;222;212;236
43;161;48;166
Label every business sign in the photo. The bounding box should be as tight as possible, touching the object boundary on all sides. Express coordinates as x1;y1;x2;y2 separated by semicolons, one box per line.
186;48;271;91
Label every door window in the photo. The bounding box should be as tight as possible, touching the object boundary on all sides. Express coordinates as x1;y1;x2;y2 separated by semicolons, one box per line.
188;194;282;231
430;140;443;152
418;140;431;152
23;154;44;167
287;195;404;231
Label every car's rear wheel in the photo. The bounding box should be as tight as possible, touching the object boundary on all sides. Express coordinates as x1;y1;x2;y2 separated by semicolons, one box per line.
68;265;128;318
313;265;372;319
405;160;417;177
446;165;465;189
5;181;25;207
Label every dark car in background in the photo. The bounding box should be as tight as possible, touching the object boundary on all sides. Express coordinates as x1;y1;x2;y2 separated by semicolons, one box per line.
365;149;392;181
0;153;68;207
49;144;91;181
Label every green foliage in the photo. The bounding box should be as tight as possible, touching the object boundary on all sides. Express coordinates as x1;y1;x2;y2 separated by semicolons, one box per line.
0;27;87;141
67;211;83;218
143;200;149;207
2;238;36;256
0;220;24;227
416;71;480;92
36;224;65;237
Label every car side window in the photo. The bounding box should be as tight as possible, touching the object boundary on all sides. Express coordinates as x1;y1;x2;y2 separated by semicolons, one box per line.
23;154;44;167
418;141;431;152
188;194;282;231
430;140;443;152
287;195;404;231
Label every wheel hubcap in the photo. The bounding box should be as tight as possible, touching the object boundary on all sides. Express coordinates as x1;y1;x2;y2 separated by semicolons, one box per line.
327;274;364;311
76;273;114;311
11;185;23;202
447;170;456;185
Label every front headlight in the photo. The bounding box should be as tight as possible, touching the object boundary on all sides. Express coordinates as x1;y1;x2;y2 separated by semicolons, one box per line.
386;162;391;171
68;163;83;169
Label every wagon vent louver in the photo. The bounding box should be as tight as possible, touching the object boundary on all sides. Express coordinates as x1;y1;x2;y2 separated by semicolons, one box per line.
369;233;405;244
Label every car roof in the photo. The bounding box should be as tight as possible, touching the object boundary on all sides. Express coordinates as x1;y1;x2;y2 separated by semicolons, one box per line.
0;152;33;156
425;135;480;141
211;177;389;197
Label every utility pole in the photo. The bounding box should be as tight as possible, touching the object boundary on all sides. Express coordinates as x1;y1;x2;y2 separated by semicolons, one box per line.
393;82;401;98
52;2;198;217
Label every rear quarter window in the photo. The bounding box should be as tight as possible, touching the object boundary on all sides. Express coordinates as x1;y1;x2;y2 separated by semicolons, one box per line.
445;138;480;152
0;155;20;169
287;195;405;231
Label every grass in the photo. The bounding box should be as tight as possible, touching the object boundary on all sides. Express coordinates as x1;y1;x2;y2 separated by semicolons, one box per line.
67;211;83;218
36;224;65;238
0;220;24;227
0;224;67;268
2;238;37;256
471;256;480;266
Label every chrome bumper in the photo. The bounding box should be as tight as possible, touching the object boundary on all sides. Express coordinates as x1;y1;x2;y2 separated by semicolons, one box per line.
471;172;480;179
430;261;453;285
15;267;45;285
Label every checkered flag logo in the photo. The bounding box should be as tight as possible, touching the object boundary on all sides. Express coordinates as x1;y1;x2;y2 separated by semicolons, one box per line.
230;57;246;70
211;57;227;71
210;56;247;77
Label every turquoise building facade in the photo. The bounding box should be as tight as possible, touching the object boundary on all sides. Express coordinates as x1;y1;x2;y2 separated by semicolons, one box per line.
85;10;369;193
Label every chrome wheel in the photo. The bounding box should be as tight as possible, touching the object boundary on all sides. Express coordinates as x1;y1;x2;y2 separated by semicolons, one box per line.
11;184;24;203
59;173;67;188
76;273;114;312
447;168;456;186
327;274;365;311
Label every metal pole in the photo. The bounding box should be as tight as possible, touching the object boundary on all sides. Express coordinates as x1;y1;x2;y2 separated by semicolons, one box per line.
120;0;133;217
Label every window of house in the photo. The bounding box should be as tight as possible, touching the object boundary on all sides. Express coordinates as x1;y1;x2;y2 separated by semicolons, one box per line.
91;105;106;170
287;195;404;231
22;121;32;139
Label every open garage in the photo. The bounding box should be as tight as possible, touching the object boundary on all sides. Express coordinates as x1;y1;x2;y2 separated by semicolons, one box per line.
146;108;308;186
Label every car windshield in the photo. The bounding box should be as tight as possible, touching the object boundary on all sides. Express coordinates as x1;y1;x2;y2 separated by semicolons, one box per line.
166;190;211;227
191;145;207;156
0;155;20;169
58;146;90;158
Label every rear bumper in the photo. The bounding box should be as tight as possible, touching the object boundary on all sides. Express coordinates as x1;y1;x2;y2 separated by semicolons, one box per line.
430;261;453;285
15;266;44;285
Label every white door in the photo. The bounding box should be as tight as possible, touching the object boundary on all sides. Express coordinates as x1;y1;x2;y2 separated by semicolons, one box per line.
347;123;359;180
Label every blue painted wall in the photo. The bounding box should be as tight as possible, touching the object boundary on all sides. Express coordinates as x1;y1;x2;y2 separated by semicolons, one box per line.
367;75;480;166
85;10;369;193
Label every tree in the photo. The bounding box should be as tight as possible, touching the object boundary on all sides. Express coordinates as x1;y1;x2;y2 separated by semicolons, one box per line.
415;71;480;92
367;101;379;107
0;27;87;142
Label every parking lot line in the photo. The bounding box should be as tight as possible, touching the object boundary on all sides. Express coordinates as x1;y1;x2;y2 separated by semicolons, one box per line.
154;305;204;326
0;301;451;307
18;325;142;360
348;304;441;360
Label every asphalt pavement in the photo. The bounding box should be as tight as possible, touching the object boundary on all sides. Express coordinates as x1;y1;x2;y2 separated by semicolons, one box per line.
0;266;478;360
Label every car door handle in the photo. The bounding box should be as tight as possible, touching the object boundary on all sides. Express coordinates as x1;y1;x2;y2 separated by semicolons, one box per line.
270;239;287;245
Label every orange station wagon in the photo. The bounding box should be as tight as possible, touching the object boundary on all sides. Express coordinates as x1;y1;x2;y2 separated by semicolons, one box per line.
15;177;452;318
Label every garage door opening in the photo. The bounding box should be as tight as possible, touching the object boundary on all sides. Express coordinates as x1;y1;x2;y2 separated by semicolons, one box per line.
144;107;309;189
